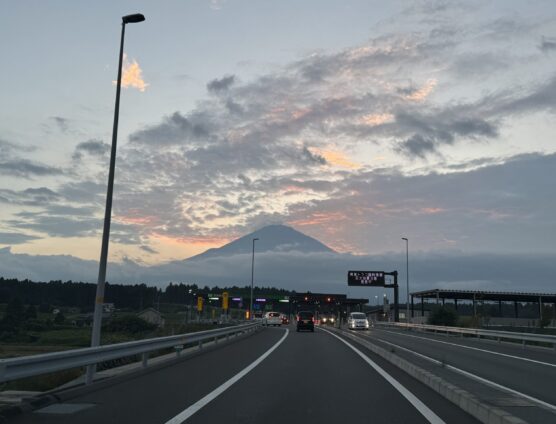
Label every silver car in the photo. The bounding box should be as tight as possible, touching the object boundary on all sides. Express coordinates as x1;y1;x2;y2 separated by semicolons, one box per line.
263;311;282;326
347;312;369;330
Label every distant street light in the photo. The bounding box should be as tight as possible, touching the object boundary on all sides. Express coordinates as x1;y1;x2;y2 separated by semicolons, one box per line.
87;13;145;385
375;295;378;306
250;238;259;320
402;237;409;323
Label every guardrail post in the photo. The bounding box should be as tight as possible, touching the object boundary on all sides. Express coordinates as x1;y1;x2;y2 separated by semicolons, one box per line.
214;336;218;344
142;353;149;368
522;340;526;349
175;345;184;358
198;340;203;350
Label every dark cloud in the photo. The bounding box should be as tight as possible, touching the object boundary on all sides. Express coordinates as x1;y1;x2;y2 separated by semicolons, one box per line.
393;110;498;157
0;139;17;157
44;205;97;216
58;181;105;205
0;159;63;178
9;215;101;238
225;99;244;115
0;139;36;159
129;111;214;146
207;75;236;93
72;139;110;160
0;139;50;179
397;134;436;158
0;232;41;245
50;116;69;133
540;36;556;52
495;74;556;115
0;187;61;206
302;146;327;164
449;52;509;79
285;152;556;256
140;245;158;254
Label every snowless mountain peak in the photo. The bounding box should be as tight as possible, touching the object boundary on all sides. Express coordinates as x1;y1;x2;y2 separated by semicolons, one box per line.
189;224;335;260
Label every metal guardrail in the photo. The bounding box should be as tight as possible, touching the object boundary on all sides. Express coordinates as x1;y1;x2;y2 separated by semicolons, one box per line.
0;322;260;383
375;321;556;348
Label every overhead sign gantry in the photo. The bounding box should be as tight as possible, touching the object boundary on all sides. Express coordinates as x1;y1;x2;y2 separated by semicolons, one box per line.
347;270;399;322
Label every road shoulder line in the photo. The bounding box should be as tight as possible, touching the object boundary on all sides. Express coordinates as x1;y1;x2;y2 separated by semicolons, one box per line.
320;327;445;424
371;333;556;413
327;327;527;424
377;328;556;368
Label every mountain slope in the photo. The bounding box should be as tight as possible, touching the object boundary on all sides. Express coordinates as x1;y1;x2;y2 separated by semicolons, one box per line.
188;224;335;260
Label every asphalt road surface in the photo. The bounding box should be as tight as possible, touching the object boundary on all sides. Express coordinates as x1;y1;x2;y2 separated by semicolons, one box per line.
8;325;479;424
363;326;556;410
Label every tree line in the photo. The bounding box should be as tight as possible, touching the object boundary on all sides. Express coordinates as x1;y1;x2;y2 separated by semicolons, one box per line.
0;277;292;311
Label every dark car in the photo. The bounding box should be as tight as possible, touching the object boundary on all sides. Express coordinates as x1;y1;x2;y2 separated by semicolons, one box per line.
296;311;314;332
320;314;336;325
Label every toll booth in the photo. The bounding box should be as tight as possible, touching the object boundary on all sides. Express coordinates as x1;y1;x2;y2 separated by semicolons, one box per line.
290;292;368;322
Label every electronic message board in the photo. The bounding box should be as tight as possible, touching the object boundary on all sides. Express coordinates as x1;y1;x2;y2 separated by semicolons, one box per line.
347;271;386;287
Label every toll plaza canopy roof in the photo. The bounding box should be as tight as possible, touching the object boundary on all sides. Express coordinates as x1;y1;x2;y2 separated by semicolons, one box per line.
411;289;556;303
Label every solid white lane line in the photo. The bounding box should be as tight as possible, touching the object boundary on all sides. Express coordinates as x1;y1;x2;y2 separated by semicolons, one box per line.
164;329;289;424
363;333;556;413
377;328;556;368
319;327;445;424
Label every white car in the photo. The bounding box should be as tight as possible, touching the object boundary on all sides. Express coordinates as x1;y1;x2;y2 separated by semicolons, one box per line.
264;311;282;326
347;312;369;330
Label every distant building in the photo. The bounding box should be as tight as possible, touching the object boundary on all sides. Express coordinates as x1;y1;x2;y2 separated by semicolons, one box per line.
137;308;165;328
72;312;111;327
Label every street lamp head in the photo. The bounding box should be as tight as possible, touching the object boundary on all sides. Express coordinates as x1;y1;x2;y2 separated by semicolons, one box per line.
402;237;408;241
253;238;259;241
122;13;145;24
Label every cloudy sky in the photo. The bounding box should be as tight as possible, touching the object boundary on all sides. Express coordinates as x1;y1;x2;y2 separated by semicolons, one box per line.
1;1;555;285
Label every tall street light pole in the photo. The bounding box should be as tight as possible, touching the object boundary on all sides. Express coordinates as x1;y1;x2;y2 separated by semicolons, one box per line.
402;237;409;323
250;238;259;320
87;13;145;385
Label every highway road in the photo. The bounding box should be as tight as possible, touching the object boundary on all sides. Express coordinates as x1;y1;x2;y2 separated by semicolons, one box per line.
7;325;478;424
359;325;556;412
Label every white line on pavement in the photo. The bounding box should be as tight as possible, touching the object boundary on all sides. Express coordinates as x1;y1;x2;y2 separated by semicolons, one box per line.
364;332;556;413
164;328;289;424
319;327;445;424
377;328;556;368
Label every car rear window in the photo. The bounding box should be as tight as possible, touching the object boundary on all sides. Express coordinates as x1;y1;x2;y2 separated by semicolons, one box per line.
269;312;280;317
298;311;314;319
